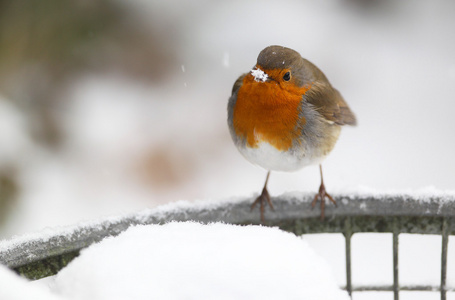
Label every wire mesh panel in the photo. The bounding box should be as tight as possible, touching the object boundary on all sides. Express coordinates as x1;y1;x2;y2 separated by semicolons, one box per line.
339;217;452;300
1;193;454;299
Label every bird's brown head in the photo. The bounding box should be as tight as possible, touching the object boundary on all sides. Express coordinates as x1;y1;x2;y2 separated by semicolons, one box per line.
254;45;310;88
257;45;303;71
253;45;328;87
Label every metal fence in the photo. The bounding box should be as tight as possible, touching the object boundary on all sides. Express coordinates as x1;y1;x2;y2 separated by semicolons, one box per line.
1;192;454;299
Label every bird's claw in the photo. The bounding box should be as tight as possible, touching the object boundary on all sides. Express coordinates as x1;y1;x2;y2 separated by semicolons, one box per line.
311;183;336;221
251;187;274;223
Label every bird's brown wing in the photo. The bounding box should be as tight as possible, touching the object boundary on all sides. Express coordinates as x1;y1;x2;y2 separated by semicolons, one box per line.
304;81;357;126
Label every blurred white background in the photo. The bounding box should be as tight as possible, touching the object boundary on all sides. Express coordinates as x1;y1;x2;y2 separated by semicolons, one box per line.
0;0;455;239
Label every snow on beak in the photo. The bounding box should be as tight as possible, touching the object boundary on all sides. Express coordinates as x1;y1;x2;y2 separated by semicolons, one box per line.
251;67;268;82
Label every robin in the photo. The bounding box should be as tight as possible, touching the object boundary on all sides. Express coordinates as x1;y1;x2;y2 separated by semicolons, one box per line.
228;45;356;221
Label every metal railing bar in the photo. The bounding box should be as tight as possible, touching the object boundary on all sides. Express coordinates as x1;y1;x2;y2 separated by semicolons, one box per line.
1;193;455;280
393;217;400;300
441;218;450;300
344;217;353;298
348;285;455;292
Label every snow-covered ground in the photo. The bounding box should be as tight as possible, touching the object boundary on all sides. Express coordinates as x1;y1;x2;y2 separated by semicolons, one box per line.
1;0;455;299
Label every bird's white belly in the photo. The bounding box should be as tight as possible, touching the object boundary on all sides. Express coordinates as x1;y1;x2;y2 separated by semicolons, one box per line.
237;141;325;172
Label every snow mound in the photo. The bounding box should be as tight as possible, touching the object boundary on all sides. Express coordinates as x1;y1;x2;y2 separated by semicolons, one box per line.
53;222;349;300
0;264;64;300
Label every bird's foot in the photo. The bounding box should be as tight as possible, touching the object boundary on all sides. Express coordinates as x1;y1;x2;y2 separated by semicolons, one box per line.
311;182;337;221
251;187;274;222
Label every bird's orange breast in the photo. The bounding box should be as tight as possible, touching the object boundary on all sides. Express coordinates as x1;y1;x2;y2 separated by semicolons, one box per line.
233;72;311;151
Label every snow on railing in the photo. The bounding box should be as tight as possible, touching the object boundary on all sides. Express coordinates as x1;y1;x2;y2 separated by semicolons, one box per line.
1;192;455;300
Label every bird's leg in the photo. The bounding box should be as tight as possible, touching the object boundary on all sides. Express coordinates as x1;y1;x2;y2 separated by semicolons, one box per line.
251;171;274;222
311;165;337;220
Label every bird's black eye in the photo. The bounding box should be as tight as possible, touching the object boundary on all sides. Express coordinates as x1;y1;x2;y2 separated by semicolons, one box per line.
283;72;291;81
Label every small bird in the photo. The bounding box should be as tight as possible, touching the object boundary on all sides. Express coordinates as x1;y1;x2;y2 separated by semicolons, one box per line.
228;45;356;221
